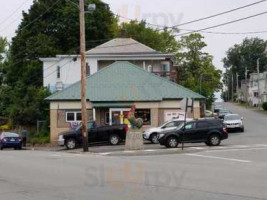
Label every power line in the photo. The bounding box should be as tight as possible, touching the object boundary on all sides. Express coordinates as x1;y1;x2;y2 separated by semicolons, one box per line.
179;29;267;35
166;0;267;29
176;11;267;37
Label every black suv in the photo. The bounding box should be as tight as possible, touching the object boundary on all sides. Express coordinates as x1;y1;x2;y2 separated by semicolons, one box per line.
158;119;228;148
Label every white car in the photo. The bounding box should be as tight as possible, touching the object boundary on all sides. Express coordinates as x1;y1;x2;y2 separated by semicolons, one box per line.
223;114;244;132
143;118;193;144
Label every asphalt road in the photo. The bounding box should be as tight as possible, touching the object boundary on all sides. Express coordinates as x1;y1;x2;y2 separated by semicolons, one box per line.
0;102;267;200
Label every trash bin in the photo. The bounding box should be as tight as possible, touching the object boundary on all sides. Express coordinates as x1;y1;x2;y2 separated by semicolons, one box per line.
21;130;27;147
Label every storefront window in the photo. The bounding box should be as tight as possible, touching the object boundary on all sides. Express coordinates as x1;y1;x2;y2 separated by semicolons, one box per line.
135;109;151;125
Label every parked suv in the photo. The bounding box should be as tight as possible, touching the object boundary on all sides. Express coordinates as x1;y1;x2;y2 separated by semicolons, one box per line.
223;114;244;132
58;121;128;149
158;119;228;148
143;118;192;144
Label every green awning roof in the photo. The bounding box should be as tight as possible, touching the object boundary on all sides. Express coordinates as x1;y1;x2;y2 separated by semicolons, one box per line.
46;61;205;101
92;102;133;108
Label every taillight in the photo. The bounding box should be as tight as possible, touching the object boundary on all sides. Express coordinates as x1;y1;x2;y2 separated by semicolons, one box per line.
223;127;227;133
125;125;129;133
1;138;7;142
18;137;22;142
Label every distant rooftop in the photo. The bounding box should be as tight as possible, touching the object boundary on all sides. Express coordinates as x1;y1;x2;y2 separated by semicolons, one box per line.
86;38;160;55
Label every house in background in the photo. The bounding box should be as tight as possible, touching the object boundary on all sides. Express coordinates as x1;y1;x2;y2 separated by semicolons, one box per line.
46;61;204;143
248;72;267;106
40;38;177;92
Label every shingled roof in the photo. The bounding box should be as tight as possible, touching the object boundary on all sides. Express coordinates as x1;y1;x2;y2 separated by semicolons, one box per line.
86;38;159;55
46;61;205;101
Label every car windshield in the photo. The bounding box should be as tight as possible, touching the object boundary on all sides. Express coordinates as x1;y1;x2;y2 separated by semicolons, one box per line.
3;132;18;137
219;110;230;114
225;115;241;120
176;122;186;130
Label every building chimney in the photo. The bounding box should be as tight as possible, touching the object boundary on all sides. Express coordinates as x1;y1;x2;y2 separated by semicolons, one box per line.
120;29;127;38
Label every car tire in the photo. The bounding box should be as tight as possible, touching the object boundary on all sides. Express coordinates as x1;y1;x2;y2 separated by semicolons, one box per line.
166;136;178;148
150;133;159;144
0;146;3;150
208;134;221;146
65;138;77;150
240;127;244;132
109;134;120;145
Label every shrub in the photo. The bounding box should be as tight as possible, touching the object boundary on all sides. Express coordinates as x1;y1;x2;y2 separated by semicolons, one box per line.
262;102;267;111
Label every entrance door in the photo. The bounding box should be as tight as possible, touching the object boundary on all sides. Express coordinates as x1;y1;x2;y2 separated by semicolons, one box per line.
111;111;121;125
110;108;131;125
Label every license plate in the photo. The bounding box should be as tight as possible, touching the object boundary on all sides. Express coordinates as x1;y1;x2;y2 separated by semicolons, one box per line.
10;139;15;142
228;125;237;128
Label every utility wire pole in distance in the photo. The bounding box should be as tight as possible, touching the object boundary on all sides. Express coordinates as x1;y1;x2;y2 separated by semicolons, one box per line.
79;0;88;152
257;58;260;108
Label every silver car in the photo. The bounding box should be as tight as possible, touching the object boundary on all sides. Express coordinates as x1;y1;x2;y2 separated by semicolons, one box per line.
223;114;244;132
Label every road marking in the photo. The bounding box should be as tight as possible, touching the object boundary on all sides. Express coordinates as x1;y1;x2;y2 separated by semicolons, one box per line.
189;147;205;150
229;145;249;148
123;151;135;153
185;153;252;163
98;152;111;156
144;149;156;152
203;147;267;153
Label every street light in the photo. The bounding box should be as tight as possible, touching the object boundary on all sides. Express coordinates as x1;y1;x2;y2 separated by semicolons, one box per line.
87;4;96;13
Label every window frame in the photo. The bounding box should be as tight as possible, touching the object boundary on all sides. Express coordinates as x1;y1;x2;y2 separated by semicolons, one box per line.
135;109;151;125
57;66;61;79
66;111;82;122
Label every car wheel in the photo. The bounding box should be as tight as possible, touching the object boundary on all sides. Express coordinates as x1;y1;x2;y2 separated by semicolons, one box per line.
109;134;120;145
166;137;178;148
0;145;3;150
150;133;159;144
208;134;221;146
65;138;77;150
240;127;244;132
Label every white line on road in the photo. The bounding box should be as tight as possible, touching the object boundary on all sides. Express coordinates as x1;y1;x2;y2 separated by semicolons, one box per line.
189;147;205;150
203;147;267;153
185;153;252;163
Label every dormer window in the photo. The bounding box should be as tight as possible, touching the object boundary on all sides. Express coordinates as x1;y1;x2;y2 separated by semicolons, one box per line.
57;66;60;79
86;63;90;76
162;62;170;72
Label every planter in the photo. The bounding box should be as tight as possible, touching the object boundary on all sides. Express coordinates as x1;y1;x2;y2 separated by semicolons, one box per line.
125;130;144;150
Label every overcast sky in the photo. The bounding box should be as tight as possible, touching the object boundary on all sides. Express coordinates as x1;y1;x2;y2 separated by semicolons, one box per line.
1;0;267;71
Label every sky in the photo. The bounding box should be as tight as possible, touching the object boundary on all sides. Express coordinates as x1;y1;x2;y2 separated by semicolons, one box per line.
1;0;267;100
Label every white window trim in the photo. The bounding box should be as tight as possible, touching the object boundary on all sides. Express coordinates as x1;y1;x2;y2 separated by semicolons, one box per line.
66;111;82;122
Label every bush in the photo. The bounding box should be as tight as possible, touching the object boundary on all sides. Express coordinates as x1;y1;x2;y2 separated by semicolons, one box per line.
262;102;267;111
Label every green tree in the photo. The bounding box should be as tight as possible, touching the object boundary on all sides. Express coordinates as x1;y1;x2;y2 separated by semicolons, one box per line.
222;37;267;101
118;21;179;53
4;0;118;126
177;33;222;107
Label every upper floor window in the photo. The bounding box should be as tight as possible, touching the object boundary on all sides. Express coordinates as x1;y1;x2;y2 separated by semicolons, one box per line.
57;66;60;79
86;63;90;76
162;62;170;72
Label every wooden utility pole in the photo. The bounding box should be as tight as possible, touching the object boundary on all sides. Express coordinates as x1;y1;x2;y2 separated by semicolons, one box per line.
231;74;234;102
79;0;88;152
257;58;260;108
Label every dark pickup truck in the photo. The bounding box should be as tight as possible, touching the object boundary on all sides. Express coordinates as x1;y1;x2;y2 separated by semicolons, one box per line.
58;121;128;149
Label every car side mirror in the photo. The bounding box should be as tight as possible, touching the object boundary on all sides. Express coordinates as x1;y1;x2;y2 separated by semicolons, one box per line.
241;117;244;120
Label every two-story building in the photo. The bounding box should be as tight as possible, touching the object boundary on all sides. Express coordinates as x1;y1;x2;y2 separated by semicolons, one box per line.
41;38;177;92
46;61;205;143
248;72;267;107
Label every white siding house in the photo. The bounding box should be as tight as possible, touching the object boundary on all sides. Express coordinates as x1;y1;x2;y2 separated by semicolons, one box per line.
40;38;176;92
